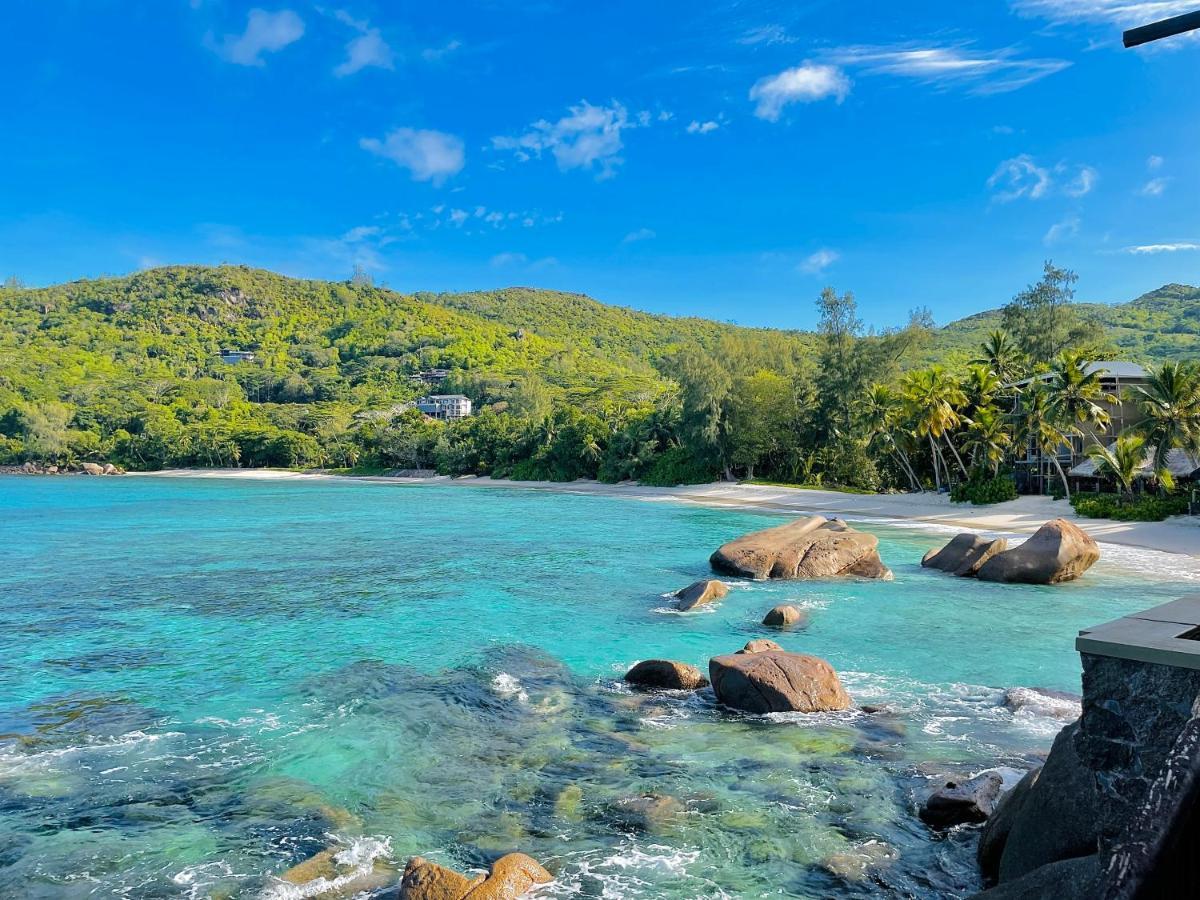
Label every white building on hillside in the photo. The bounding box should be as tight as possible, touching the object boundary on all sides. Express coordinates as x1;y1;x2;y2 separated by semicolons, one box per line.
417;394;472;420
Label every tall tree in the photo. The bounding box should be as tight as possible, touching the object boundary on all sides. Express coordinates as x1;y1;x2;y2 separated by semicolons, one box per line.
1128;361;1200;490
1001;262;1082;366
814;287;865;442
971;329;1025;385
901;365;968;490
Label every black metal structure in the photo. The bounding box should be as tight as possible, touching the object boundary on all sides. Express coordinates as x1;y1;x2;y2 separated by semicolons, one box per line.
1123;10;1200;47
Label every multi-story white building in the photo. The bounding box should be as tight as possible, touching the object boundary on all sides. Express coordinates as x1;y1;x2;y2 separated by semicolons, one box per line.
416;394;472;420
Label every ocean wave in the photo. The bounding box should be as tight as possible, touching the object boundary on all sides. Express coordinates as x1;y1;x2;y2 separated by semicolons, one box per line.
491;672;530;703
540;840;725;899
259;835;393;900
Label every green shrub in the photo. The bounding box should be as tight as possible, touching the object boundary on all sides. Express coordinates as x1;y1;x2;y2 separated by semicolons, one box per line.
638;447;718;487
951;472;1018;505
1070;492;1189;522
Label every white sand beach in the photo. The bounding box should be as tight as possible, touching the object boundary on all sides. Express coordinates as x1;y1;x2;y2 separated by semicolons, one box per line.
147;469;1200;562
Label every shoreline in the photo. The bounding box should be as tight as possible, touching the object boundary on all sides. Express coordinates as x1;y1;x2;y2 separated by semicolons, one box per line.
141;468;1200;562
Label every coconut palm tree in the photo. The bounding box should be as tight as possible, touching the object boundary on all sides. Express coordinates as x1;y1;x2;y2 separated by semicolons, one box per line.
901;365;968;491
1021;383;1075;500
1046;351;1117;434
962;364;1003;419
971;329;1025;385
1128;361;1200;491
962;406;1012;475
1086;435;1146;498
857;384;921;491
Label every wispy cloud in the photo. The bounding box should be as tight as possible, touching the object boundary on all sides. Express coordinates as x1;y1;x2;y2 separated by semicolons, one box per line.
686;120;719;134
360;127;465;185
1140;177;1169;197
987;155;1097;201
827;44;1070;94
490;252;558;269
1010;1;1198;26
1044;215;1080;245
332;11;394;77
750;63;851;121
492;101;640;179
738;24;796;46
1148;154;1164;170
1123;242;1200;254
622;227;656;244
799;248;840;275
212;9;304;66
422;39;462;62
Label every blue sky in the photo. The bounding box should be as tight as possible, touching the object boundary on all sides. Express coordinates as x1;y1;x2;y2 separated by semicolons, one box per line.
2;1;1198;328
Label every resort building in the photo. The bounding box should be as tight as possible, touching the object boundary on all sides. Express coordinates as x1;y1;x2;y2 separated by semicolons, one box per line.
409;368;451;385
1010;361;1149;494
218;349;256;364
416;394;472;420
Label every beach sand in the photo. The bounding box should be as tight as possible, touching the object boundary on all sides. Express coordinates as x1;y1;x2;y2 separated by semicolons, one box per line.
147;469;1200;562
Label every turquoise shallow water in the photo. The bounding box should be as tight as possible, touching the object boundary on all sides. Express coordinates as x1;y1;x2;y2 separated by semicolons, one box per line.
0;476;1196;898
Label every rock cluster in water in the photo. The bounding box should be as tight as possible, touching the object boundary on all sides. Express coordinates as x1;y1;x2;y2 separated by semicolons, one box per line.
6;460;124;475
399;852;552;899
923;519;1099;584
710;515;892;581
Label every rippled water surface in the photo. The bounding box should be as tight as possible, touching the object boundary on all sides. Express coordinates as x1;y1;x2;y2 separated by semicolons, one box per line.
1;476;1196;898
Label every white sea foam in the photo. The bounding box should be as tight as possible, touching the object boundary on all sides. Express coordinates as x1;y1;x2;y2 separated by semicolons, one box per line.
491;672;529;703
258;835;392;900
539;840;724;899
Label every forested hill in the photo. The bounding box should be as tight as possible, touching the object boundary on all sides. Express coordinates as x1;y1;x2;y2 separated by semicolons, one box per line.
929;282;1200;363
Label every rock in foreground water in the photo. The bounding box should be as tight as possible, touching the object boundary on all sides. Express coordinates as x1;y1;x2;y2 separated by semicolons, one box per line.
709;650;851;714
399;853;552;899
739;639;783;654
921;533;1009;577
919;772;1003;829
710;516;892;581
674;579;729;611
762;604;807;628
976;519;1099;585
624;659;708;691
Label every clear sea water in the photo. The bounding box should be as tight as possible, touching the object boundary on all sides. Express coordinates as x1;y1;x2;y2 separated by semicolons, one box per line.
1;476;1196;899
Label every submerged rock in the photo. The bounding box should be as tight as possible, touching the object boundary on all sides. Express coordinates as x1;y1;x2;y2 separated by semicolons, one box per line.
709;651;851;714
919;772;1003;829
709;515;892;581
976;519;1099;585
276;843;394;897
623;659;708;691
822;839;898;882
609;793;685;832
674;579;729;611
739;639;783;654
762;604;807;628
921;533;1009;577
399;853;552;899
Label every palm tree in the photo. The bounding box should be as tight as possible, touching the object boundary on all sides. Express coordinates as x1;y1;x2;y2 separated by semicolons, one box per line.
1021;384;1074;499
1046;351;1117;435
962;406;1012;475
901;365;968;491
1086;435;1146;498
971;329;1025;385
857;384;921;491
962;364;1002;418
1128;361;1200;491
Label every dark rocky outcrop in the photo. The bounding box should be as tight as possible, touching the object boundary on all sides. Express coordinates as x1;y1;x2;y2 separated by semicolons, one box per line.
978;767;1040;881
709;650;851;714
739;639;783;654
623;659;708;691
921;533;1009;577
919;772;1003;829
970;854;1100;900
674;579;729;611
762;604;807;628
710;515;892;581
976;519;1099;584
399;853;552;899
996;721;1099;883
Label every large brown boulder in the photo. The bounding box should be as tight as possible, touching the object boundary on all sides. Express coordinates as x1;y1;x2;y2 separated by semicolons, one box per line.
80;462;105;476
673;579;729;611
711;516;892;581
922;534;1009;577
624;659;708;691
739;639;783;654
976;519;1099;585
709;650;851;714
919;772;1003;829
399;853;552;900
762;604;807;628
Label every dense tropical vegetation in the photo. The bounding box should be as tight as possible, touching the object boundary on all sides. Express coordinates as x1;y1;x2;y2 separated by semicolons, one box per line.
1;264;1197;516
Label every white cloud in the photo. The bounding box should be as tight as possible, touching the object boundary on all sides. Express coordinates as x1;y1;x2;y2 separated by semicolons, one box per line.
492;101;638;179
622;228;656;244
739;24;796;46
213;9;304;66
1063;164;1098;197
799;248;839;275
341;225;381;242
490;252;528;267
332;12;394;77
750;63;851;121
1010;1;1198;26
988;154;1053;201
828;44;1070;94
1124;242;1200;254
422;39;462;62
1044;215;1080;244
686;120;720;134
1140;177;1169;196
360;127;465;185
1148;154;1164;170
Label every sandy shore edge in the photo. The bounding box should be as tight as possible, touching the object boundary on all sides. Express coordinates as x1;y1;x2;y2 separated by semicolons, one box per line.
142;468;1200;563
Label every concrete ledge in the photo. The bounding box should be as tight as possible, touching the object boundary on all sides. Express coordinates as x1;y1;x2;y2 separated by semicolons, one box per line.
1077;594;1200;670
